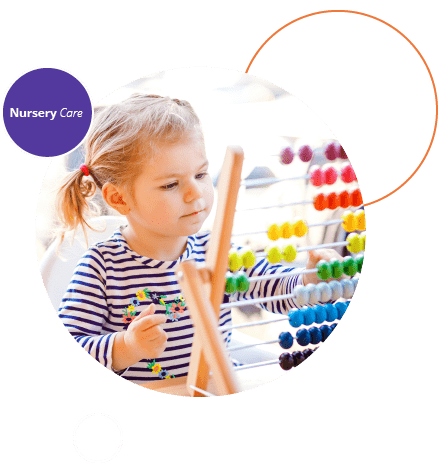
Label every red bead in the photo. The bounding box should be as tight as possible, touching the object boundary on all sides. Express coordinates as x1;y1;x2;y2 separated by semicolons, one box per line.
325;142;338;161
323;165;338;185
313;193;327;211
341;163;355;183
298;145;313;162
310;166;324;186
327;192;340;210
339;190;351;208
350;188;363;206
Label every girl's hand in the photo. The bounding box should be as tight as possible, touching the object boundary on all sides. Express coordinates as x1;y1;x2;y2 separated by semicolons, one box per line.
303;249;346;285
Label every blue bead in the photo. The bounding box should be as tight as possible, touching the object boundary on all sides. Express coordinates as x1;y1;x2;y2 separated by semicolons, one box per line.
330;322;338;331
296;329;311;346
325;303;338;322
288;310;304;328
320;325;332;341
313;305;327;324
279;331;294;349
335;302;347;320
309;326;322;344
303;307;315;326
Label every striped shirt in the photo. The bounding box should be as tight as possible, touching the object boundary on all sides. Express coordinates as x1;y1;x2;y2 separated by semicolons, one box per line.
58;227;303;384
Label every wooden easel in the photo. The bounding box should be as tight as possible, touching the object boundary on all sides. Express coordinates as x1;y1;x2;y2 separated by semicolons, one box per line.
141;146;245;396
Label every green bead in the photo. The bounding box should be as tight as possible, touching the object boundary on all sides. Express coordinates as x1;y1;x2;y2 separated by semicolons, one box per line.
355;254;364;273
330;258;343;279
342;256;357;276
235;271;250;292
316;260;332;280
225;275;237;294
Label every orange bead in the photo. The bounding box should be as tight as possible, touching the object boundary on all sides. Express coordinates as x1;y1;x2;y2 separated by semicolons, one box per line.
292;219;308;237
267;224;281;241
313;193;327;211
351;188;363;207
341;211;356;232
327;192;340;210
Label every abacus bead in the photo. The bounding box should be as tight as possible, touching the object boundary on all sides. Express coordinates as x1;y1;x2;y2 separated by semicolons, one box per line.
309;326;322;344
298;145;313;162
343;256;357;276
240;249;256;269
340;146;348;159
305;283;320;305
282;244;297;262
293;285;310;306
350;188;363;206
354;209;366;231
325;303;338;322
330;258;344;279
341;279;355;299
225;275;237;294
346;233;362;253
313;193;327;211
289;309;305;328
339;190;351;208
352;277;359;291
359;232;366;251
279;352;294;370
335;301;348;319
330;323;338;331
303;348;314;359
296;329;311;346
328;280;343;301
303;307;315;326
280;147;294;165
341;163;356;183
279;332;294;349
229;252;242;272
341;210;356;232
323;165;338;185
320;325;332;341
327;192;340;209
291;351;305;367
325;142;338;161
267;223;281;241
316;260;332;280
235;271;250;292
266;246;282;264
316;282;332;303
310;166;324;186
313;305;327;324
355;254;364;272
280;222;293;238
292;219;308;237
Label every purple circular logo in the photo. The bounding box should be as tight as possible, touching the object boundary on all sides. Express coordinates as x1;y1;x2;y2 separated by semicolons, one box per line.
3;68;92;157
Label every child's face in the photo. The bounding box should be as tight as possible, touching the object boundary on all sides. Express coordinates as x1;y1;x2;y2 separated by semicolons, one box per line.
127;136;214;238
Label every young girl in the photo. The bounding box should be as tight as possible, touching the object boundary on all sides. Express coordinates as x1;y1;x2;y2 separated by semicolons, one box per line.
56;93;342;384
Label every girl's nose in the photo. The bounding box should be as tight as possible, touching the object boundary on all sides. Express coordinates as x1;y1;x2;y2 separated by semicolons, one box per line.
184;181;203;202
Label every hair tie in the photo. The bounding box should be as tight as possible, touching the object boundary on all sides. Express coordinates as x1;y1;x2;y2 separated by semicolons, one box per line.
80;164;89;176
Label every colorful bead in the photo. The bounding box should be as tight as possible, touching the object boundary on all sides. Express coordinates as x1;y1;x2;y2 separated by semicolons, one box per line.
330;258;344;278
325;142;338;161
292;219;308;237
305;283;320;305
346;233;363;253
303;307;315;326
328;280;343;301
341;163;356;183
341;210;356;232
280;222;293;238
309;326;322;344
296;329;311;346
313;305;327;324
340;146;348;160
280;147;294;165
293;285;310;306
339;190;351;208
316;282;332;303
228;251;242;272
279;332;294;349
335;301;348;319
359;232;366;251
310;166;324;187
354;209;366;231
342;256;357;276
355;254;364;272
279;352;294;370
341;279;355;299
320;324;332;341
291;351;306;367
289;309;304;328
327;192;339;209
267;223;281;241
313;193;327;211
316;260;332;280
281;244;297;262
325;303;338;322
303;348;314;359
235;271;249;292
239;248;256;269
323;165;338;185
299;145;313;162
266;246;282;264
225;275;237;294
350;188;363;206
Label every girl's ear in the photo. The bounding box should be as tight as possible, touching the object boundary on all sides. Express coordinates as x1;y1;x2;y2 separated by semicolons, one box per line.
102;182;130;215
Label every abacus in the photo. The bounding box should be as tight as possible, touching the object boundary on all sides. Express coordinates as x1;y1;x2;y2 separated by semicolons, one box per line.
142;142;364;396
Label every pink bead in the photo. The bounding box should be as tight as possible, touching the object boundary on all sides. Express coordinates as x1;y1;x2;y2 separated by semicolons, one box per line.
341;163;356;183
340;146;348;159
325;142;338;161
298;145;313;162
280;147;294;165
310;166;324;186
323;165;338;185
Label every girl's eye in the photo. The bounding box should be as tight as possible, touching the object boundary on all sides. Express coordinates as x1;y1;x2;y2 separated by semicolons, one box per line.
196;172;208;179
161;182;178;190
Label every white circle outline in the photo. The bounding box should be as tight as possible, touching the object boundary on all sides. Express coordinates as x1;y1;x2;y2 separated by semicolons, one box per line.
73;412;123;463
1;65;95;159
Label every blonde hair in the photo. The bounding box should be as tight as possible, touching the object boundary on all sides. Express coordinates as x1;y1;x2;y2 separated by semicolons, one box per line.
55;93;203;247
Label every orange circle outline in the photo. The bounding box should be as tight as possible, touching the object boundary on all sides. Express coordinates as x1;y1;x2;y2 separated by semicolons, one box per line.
245;10;438;207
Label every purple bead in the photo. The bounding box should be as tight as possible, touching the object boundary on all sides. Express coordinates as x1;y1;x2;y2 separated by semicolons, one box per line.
279;352;294;370
298;145;313;162
325;142;338;161
291;351;305;367
303;348;314;359
280;147;294;165
340;145;348;159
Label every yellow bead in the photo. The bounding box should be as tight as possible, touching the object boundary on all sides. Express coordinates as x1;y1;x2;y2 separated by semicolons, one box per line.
359;231;366;251
240;248;256;269
267;224;281;241
280;222;293;239
346;233;362;253
292;219;308;237
281;244;297;262
228;251;243;272
354;209;366;231
266;246;282;264
341;210;356;232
